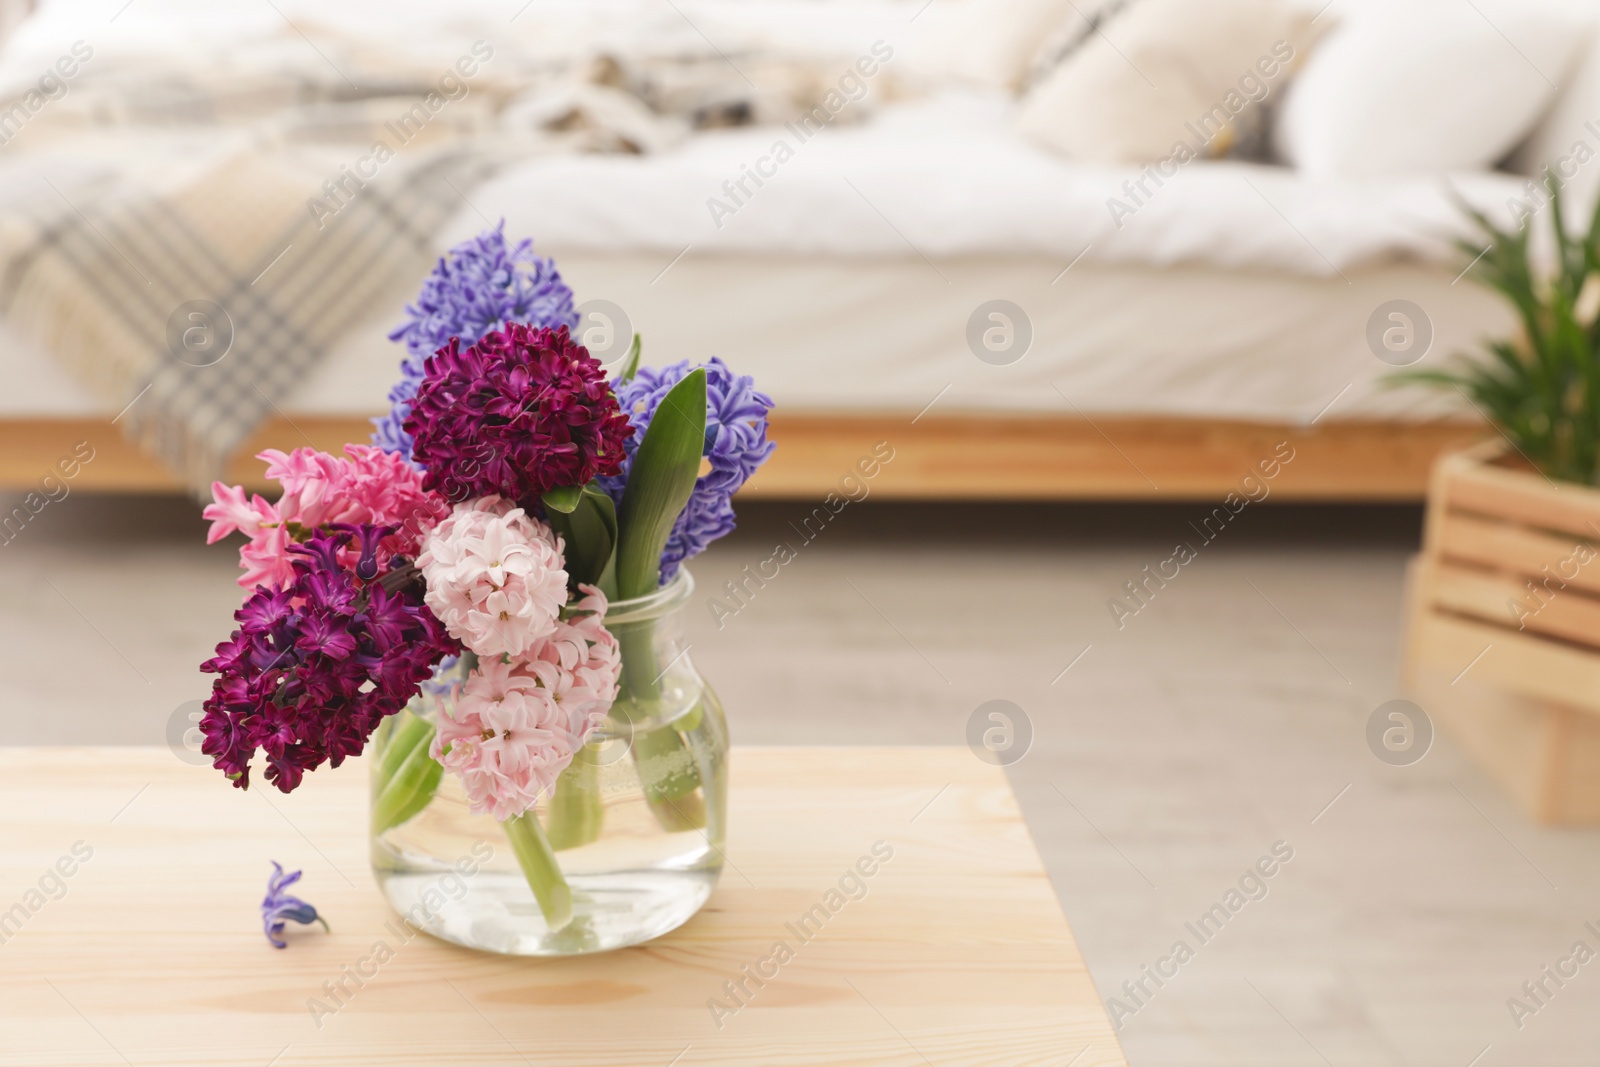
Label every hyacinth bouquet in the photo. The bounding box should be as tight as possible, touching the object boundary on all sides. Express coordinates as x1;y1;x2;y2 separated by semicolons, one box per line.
198;223;773;933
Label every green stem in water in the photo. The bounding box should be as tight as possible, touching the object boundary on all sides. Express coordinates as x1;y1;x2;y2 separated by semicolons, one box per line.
372;654;474;835
616;619;668;711
615;620;705;830
371;717;443;836
545;747;603;851
376;711;430;784
635;699;708;832
676;703;704;734
646;776;706;832
503;812;573;931
631;724;703;799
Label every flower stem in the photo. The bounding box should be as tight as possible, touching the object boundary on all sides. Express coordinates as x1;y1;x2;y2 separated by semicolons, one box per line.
646;777;706;832
630;722;705;827
545;747;603;851
503;812;573;931
615;621;705;830
371;717;442;836
376;710;431;785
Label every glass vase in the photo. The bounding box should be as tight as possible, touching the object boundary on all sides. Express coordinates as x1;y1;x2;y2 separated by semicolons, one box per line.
368;568;727;956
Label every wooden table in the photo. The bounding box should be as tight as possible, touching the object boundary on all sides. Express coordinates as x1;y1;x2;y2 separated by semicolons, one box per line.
0;747;1127;1066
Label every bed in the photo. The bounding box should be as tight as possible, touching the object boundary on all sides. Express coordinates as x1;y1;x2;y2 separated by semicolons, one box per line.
0;0;1545;500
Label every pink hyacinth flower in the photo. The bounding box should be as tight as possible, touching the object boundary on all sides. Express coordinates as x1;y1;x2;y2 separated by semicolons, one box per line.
202;482;278;543
207;445;448;589
416;497;569;659
432;585;620;821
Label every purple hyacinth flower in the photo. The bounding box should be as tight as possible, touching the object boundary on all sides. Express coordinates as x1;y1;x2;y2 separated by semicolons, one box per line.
199;527;457;793
600;356;775;582
375;221;580;462
261;862;328;949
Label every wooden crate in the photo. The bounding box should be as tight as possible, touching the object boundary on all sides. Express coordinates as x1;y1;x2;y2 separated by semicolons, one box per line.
1405;442;1600;823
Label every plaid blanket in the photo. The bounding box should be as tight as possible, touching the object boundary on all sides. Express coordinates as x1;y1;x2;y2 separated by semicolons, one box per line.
1;144;499;488
0;12;874;491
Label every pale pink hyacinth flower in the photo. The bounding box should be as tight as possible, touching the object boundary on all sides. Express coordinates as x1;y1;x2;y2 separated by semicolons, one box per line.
416;496;569;659
204;445;447;589
432;586;621;821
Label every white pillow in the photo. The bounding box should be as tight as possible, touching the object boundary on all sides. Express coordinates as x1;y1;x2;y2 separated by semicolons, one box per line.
1014;0;1316;163
1276;0;1589;179
906;0;1110;93
1022;0;1135;89
1513;13;1600;214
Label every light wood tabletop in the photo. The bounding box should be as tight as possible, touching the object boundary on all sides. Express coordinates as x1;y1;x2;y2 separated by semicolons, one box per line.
0;746;1128;1066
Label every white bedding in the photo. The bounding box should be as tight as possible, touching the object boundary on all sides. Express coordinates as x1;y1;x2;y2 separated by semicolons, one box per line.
3;0;1530;279
468;90;1528;276
0;0;1529;427
0;252;1513;422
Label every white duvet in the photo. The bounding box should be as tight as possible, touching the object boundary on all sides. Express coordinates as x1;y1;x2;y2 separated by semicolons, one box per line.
469;89;1527;276
3;0;1529;279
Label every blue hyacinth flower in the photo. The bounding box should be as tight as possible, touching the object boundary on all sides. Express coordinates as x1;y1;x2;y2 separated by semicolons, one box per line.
261;861;329;949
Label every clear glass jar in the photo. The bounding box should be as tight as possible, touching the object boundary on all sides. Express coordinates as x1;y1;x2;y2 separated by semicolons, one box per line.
368;568;727;955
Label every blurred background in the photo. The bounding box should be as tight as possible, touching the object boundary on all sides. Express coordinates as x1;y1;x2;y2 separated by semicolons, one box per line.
5;0;1600;1063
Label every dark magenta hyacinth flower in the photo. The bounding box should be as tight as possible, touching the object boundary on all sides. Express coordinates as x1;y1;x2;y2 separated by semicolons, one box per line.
402;322;631;505
600;356;775;581
261;861;328;949
375;222;579;461
199;527;457;793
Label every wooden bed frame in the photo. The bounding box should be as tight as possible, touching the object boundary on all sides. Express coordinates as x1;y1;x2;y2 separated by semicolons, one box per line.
0;413;1483;500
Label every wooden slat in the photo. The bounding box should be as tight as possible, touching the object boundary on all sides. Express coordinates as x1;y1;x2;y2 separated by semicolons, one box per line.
1435;511;1600;596
0;746;1128;1067
1439;445;1600;539
1423;558;1600;652
1409;594;1600;717
0;414;1484;500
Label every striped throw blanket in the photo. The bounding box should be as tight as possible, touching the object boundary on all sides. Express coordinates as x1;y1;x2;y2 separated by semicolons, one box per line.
0;10;871;490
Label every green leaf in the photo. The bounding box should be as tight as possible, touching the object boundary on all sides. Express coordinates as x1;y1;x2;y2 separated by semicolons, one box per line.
541;483;583;514
1395;177;1600;485
616;333;643;382
615;369;706;599
546;481;619;589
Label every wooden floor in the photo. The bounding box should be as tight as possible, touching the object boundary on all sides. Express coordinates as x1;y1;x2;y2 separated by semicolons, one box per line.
0;414;1484;500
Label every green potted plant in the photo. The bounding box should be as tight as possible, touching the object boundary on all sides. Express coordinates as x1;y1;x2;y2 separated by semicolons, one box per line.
1400;177;1600;824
